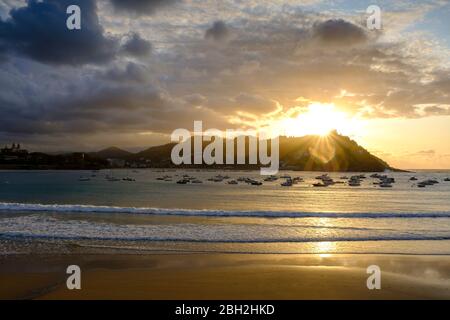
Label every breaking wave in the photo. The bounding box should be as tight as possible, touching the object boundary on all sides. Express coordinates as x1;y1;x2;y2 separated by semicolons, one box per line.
1;202;450;219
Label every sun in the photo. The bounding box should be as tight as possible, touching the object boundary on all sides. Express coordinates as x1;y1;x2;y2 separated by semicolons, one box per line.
281;103;356;137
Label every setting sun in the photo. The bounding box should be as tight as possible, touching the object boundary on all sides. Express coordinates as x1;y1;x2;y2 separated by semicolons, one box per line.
279;103;360;138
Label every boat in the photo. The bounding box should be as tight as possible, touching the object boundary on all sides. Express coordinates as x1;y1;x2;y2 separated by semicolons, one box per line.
313;183;328;187
417;183;426;188
445;178;450;182
191;179;203;184
379;183;392;188
176;179;189;184
410;177;418;181
227;180;238;185
122;177;135;181
251;181;263;186
417;179;438;187
281;179;293;187
348;177;361;186
78;177;90;182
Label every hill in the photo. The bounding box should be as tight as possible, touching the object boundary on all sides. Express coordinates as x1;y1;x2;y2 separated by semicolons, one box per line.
89;147;132;160
123;130;395;172
2;132;396;171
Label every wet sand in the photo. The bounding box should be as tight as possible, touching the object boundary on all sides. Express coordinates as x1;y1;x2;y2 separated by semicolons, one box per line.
1;253;449;300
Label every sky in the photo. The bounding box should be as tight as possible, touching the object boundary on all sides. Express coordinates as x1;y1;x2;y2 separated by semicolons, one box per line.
0;0;449;169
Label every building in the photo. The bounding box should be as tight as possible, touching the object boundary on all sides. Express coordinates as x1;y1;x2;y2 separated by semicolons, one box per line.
0;143;28;161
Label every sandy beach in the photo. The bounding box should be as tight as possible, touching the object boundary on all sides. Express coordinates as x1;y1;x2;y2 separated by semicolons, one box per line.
1;253;449;300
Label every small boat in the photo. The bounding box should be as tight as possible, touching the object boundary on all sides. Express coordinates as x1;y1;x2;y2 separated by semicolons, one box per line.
281;180;293;187
313;183;328;187
251;181;263;186
417;183;426;188
176;179;189;184
444;178;450;182
191;179;203;184
78;177;90;182
410;177;418;181
417;179;438;187
227;180;238;185
122;177;135;182
379;183;392;188
348;181;361;187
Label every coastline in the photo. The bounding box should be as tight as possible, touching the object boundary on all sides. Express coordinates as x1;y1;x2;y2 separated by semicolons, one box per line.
1;252;449;300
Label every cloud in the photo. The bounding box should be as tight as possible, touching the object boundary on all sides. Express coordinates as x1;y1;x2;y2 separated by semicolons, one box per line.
121;33;152;57
183;93;207;106
100;62;150;83
312;19;368;46
0;0;118;65
205;21;230;41
232;93;279;114
0;1;449;152
110;0;179;16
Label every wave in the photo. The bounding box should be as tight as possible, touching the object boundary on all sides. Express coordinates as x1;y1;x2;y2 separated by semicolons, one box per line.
1;202;450;218
1;233;450;243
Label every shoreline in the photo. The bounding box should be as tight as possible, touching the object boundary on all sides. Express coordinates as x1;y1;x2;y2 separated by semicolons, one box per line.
1;252;449;300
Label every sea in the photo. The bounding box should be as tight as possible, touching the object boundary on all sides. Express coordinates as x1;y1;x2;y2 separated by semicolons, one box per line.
0;169;449;255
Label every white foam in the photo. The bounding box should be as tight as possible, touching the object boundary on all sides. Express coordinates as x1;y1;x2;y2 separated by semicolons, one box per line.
1;202;450;218
1;214;450;243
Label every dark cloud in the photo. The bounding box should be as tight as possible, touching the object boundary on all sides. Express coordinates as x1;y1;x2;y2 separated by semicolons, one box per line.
110;0;179;16
205;21;230;41
233;93;278;114
312;19;368;45
0;0;118;65
101;62;150;83
423;105;450;116
183;93;207;106
121;33;152;57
